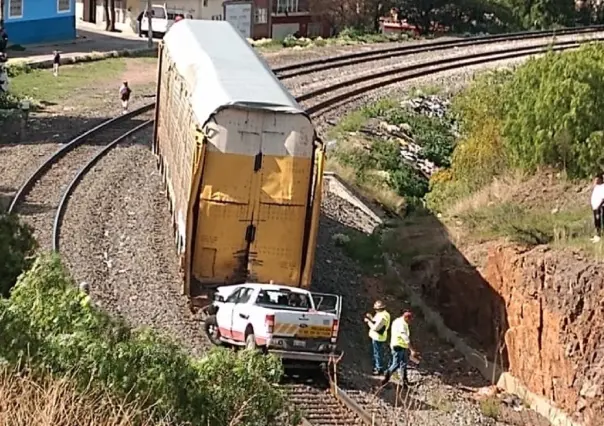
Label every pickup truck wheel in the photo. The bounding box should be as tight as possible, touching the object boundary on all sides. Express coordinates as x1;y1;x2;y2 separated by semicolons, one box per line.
204;315;222;346
245;333;258;351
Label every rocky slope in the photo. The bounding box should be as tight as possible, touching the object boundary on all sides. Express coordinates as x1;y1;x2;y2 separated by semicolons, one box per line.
401;239;603;425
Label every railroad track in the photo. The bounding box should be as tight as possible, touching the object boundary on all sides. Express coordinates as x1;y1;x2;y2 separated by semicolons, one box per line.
272;24;604;79
7;26;604;426
302;37;603;115
7;106;154;250
282;369;385;426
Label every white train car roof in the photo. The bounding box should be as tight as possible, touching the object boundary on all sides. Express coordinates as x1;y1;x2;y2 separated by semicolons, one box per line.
162;20;306;126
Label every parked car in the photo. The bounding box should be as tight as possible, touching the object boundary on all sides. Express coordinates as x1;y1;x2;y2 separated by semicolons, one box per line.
141;4;193;37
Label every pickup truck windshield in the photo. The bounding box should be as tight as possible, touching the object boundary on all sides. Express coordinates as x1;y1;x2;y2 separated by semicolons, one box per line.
255;289;312;312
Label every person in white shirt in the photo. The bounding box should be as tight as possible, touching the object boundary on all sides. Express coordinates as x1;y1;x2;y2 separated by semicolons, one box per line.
591;173;604;243
364;300;390;375
381;310;420;386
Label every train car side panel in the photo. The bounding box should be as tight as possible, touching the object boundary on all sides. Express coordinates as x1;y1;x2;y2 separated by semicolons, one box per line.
156;49;197;263
301;146;326;288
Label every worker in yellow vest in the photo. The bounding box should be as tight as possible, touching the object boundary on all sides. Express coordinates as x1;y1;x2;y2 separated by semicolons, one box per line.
381;310;419;386
364;300;391;375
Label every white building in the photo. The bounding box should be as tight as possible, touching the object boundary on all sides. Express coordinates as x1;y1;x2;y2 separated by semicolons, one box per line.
75;0;224;33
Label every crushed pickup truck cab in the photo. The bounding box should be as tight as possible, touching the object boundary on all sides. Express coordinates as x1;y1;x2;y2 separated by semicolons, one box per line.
204;283;342;364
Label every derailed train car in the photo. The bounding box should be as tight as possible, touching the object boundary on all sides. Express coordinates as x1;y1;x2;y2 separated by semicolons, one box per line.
153;20;325;302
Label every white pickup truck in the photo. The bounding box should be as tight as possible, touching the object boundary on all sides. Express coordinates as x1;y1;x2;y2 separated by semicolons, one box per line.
204;283;342;363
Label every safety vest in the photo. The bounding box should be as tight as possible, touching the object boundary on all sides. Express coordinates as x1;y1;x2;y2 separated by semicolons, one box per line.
368;310;390;342
390;317;410;349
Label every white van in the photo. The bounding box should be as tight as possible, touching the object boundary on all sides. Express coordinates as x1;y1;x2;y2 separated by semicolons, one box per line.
140;4;193;37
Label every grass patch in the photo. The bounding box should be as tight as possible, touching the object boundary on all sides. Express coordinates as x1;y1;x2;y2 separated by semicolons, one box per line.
329;97;400;137
456;202;593;246
479;397;501;419
334;231;385;274
1;254;293;425
8;57;155;104
326;158;406;215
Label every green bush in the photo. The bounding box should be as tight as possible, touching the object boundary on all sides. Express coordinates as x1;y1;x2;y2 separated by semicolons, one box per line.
337;231;384;274
334;139;429;202
428;45;604;213
0;214;37;298
0;255;292;426
425;170;472;213
451;69;512;136
502;44;604;178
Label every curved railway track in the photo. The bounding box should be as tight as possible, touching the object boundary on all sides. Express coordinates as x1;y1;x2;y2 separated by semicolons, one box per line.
272;24;604;79
7;106;155;249
7;26;604;426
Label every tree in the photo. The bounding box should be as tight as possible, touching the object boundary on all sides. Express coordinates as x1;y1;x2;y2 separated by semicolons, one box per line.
0;213;37;298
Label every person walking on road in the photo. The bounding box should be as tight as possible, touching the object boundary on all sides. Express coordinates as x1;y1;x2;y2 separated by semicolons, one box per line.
591;173;604;243
364;300;390;375
381;310;419;387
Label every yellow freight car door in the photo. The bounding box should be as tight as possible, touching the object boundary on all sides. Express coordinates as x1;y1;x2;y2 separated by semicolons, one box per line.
248;114;314;286
192;110;314;287
191;112;263;285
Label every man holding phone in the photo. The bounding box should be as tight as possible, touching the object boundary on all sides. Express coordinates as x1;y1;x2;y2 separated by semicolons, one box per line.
364;300;390;375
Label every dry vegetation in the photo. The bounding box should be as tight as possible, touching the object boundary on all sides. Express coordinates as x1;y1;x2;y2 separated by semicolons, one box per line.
0;369;166;426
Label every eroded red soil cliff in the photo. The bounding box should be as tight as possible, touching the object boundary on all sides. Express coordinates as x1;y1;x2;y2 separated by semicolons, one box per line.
407;243;603;425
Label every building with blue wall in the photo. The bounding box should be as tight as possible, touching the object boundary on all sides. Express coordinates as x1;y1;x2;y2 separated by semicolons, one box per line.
2;0;76;45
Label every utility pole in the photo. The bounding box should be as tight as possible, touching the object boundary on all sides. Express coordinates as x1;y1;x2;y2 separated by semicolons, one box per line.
147;0;153;48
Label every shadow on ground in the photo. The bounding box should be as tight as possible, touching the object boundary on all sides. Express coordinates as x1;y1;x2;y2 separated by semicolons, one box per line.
1;101;155;145
311;193;520;423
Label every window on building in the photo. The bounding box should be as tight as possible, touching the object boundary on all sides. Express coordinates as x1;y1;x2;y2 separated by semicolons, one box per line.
274;0;299;14
211;14;222;20
8;0;23;18
57;0;70;13
254;8;267;24
203;0;208;6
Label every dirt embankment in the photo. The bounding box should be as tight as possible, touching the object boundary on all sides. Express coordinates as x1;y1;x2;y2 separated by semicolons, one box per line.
407;242;603;425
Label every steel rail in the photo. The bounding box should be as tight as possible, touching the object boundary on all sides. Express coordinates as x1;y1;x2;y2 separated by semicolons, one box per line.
51;121;153;251
273;24;604;78
304;38;601;115
7;104;155;214
286;370;379;426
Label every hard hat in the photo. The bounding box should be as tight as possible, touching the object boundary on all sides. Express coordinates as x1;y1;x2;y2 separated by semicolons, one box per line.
373;300;385;310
